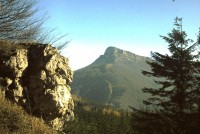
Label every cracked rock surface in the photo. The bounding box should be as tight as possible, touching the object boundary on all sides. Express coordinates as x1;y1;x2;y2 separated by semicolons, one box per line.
0;41;74;130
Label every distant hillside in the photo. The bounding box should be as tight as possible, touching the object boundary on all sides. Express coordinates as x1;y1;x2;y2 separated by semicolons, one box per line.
71;46;158;110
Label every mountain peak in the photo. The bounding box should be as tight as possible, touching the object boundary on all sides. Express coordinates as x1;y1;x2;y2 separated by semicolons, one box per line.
92;46;149;65
104;46;123;56
72;46;154;110
104;46;134;57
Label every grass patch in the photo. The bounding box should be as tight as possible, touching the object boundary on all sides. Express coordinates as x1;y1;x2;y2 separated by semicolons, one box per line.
0;93;58;134
0;40;25;60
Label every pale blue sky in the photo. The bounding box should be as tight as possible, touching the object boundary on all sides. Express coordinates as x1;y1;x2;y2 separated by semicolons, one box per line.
38;0;200;70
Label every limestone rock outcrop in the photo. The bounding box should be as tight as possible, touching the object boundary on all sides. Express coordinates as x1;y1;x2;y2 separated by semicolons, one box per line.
0;41;74;130
93;46;150;65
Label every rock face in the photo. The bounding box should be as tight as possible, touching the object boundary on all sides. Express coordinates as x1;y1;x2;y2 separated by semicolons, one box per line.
93;46;150;65
0;41;74;130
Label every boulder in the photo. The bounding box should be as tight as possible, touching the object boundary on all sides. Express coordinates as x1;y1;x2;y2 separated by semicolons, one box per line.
0;41;74;131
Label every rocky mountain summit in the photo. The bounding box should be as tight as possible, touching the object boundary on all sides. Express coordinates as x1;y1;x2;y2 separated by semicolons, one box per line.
72;46;156;110
92;46;150;65
0;41;74;131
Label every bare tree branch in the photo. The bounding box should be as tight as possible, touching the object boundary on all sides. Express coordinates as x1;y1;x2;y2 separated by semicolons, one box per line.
0;0;69;49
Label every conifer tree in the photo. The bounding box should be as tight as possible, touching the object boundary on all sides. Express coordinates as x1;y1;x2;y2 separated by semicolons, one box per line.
131;18;200;134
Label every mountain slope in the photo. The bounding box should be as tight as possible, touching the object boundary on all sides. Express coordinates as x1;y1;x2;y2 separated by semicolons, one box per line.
71;46;157;109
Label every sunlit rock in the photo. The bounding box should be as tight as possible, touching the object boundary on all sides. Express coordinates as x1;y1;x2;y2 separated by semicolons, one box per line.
0;41;74;131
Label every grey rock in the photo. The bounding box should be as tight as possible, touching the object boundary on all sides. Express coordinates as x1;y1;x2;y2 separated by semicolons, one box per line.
0;41;74;131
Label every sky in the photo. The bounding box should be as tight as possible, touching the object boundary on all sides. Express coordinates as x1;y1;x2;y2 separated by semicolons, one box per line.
38;0;200;70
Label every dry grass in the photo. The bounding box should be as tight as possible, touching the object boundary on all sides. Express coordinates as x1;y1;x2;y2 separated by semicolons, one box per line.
0;41;24;58
101;107;121;117
0;93;58;134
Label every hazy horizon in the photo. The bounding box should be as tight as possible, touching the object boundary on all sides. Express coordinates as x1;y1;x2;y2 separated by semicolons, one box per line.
38;0;200;70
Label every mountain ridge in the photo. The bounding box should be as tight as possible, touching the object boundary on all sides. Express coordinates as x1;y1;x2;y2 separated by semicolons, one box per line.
71;46;156;110
91;46;151;65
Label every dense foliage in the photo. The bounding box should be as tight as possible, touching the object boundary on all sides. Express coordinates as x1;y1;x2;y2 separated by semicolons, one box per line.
131;18;200;134
63;95;132;134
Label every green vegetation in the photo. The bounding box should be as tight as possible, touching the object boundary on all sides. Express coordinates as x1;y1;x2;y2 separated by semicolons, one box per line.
64;95;132;134
0;0;198;133
0;93;58;134
72;50;157;110
131;18;200;134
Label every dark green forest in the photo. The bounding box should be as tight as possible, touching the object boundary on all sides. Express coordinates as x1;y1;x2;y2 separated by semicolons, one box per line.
63;95;132;134
130;18;200;134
